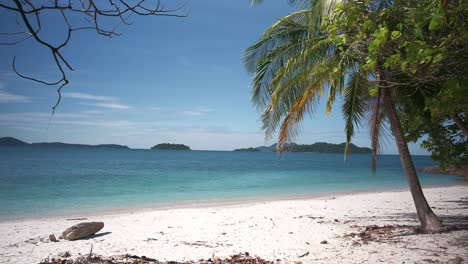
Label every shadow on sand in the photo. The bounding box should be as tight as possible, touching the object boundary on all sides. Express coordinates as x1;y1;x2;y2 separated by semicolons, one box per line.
78;231;112;240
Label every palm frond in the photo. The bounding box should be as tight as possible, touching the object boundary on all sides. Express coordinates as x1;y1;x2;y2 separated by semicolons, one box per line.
245;0;344;111
261;81;316;141
325;64;347;115
367;89;391;172
249;38;310;109
342;72;370;156
270;36;336;90
277;86;320;151
262;54;342;141
244;10;311;109
244;9;311;74
307;0;342;33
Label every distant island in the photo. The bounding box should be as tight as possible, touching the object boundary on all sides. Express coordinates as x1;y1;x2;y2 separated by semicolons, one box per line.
151;143;191;151
233;147;260;152
234;142;372;154
1;137;370;153
0;137;130;149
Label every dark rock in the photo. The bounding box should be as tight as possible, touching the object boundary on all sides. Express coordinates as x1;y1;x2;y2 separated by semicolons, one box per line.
61;222;104;241
49;234;58;242
420;164;468;180
320;240;328;244
58;251;71;258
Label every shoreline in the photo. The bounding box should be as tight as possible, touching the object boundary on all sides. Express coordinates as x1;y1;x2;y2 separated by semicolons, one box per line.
2;182;466;223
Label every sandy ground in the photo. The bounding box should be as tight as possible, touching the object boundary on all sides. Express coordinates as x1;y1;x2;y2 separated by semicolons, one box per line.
1;185;467;264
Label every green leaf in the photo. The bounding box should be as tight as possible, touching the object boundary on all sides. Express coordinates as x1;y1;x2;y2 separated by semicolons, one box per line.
432;53;443;63
414;26;424;39
401;61;408;71
369;87;379;97
391;30;401;40
397;23;403;31
429;14;444;31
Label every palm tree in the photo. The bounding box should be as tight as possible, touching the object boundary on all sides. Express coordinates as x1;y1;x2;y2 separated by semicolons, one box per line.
245;0;444;233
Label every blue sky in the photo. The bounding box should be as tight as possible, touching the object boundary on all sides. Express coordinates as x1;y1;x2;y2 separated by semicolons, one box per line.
0;1;428;154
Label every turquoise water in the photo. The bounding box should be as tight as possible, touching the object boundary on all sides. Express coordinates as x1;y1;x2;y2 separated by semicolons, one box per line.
0;147;463;220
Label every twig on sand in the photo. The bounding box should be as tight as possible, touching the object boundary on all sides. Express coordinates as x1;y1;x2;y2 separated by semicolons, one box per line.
87;244;93;262
402;245;445;255
264;216;275;228
28;245;35;257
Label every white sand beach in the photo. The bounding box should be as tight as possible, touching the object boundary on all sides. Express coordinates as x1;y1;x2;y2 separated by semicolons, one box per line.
1;185;467;264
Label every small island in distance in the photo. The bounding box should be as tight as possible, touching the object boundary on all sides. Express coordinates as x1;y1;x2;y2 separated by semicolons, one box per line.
151;143;191;151
234;142;372;154
0;137;130;149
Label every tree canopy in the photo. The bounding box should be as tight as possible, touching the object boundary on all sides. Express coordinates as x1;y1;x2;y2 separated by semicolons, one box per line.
245;0;467;233
246;0;467;167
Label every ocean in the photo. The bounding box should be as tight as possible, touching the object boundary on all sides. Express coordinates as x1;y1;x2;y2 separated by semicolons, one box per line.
0;147;463;220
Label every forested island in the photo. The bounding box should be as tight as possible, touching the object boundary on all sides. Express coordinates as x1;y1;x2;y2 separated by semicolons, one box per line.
151;143;191;150
0;137;129;149
234;142;372;154
233;147;260;152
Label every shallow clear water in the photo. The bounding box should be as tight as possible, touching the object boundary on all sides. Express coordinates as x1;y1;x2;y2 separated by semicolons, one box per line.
0;147;463;220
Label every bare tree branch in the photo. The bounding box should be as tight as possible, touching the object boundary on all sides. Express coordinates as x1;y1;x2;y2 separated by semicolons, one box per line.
1;0;188;114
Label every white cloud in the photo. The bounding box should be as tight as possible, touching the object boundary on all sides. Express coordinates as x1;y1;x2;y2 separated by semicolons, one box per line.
92;103;131;109
63;92;131;110
148;106;214;116
81;110;105;115
12;126;44;133
0;81;30;103
179;107;214;116
57;120;150;127
0;112;48;122
0;90;30;103
0;111;107;123
180;111;205;116
63;92;116;101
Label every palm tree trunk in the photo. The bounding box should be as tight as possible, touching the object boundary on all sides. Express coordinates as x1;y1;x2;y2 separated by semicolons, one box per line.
382;88;444;233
